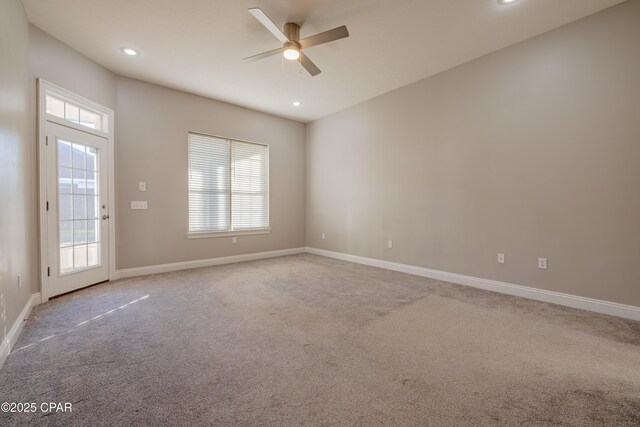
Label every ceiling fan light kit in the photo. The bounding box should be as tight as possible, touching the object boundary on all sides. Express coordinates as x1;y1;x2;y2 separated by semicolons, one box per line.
283;47;300;60
283;44;300;61
244;8;349;76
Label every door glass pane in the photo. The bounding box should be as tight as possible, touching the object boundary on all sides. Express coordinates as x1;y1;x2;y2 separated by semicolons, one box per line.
86;147;97;171
59;221;73;247
87;175;97;195
86;171;96;195
74;245;87;269
73;194;87;219
72;169;86;194
74;220;87;244
87;219;99;243
87;195;99;219
57;138;101;275
58;167;72;193
87;243;99;267
59;194;73;221
58;141;72;167
60;247;73;274
72;143;86;170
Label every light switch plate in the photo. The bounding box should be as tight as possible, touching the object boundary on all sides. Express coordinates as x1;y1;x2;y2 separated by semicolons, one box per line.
131;201;148;210
387;240;393;249
497;253;505;264
138;182;146;192
538;257;548;269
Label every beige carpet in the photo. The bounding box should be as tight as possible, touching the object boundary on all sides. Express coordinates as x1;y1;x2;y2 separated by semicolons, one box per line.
1;254;639;426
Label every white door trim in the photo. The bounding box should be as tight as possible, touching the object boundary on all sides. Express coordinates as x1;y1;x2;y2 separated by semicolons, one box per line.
38;79;116;301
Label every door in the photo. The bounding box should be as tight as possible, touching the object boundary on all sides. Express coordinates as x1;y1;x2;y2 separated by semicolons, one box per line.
46;121;110;297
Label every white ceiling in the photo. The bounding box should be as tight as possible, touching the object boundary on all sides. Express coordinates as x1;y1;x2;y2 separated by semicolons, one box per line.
22;0;625;122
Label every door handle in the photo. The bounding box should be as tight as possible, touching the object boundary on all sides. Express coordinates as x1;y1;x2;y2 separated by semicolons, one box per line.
102;214;110;220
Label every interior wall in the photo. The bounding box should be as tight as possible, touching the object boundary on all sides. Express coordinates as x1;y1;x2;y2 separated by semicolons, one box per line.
116;77;306;270
306;1;640;307
29;25;117;110
27;24;306;272
0;0;37;343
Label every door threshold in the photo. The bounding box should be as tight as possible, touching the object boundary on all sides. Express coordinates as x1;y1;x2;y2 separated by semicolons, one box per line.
50;279;110;300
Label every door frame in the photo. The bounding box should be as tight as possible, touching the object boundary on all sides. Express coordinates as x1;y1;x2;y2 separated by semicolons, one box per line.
38;79;116;301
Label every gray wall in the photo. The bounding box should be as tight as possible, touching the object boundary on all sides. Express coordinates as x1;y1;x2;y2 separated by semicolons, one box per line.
29;25;117;111
27;27;306;272
116;77;306;269
306;1;640;307
0;0;37;344
7;0;639;317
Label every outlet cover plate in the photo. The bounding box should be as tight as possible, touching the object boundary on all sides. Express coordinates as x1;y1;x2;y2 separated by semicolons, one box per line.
131;201;148;210
538;257;548;269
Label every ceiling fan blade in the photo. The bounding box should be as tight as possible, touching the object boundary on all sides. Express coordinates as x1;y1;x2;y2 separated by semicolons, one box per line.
243;47;284;62
299;52;321;76
248;8;289;44
299;26;349;49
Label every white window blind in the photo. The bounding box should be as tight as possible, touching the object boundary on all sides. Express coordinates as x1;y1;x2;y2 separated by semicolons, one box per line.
232;141;269;230
188;133;269;234
188;134;231;232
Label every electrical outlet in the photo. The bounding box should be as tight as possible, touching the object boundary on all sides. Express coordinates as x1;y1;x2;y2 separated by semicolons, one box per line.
138;181;146;192
232;237;237;244
387;240;393;249
18;274;22;289
538;258;548;270
497;253;505;264
131;201;148;210
321;233;325;240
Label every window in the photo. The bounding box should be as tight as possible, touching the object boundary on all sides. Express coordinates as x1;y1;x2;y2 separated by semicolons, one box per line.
46;93;108;132
188;132;269;236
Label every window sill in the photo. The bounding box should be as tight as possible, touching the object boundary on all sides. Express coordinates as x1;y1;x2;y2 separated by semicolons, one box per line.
187;228;271;239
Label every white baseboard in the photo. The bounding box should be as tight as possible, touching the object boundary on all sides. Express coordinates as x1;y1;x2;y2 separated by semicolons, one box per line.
305;247;640;322
113;247;306;280
0;292;41;370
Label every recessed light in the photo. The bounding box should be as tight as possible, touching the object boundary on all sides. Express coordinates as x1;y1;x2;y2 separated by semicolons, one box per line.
497;0;518;4
121;47;138;56
292;101;302;107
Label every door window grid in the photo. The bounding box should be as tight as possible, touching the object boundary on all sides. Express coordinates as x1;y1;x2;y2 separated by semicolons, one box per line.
58;140;101;274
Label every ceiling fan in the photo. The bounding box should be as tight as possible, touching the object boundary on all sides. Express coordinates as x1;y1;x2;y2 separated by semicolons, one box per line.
243;8;349;76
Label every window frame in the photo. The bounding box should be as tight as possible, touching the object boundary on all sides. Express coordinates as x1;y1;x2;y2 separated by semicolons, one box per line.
44;92;110;137
187;131;270;239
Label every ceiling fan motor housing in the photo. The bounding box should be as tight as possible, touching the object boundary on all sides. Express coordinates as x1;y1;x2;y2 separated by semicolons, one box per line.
284;23;301;54
284;22;300;42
